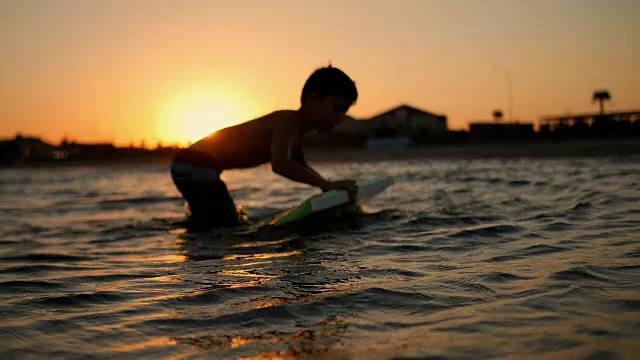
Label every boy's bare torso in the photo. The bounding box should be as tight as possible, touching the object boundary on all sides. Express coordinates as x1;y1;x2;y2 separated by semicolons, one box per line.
188;110;303;170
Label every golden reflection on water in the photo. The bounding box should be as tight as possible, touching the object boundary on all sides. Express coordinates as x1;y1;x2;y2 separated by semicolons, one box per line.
173;324;347;358
216;267;280;289
147;275;183;283
217;269;276;279
251;297;290;310
113;337;177;353
228;261;272;267
215;245;303;288
230;336;278;348
223;250;302;261
238;352;297;360
217;268;279;289
157;254;188;263
232;238;293;248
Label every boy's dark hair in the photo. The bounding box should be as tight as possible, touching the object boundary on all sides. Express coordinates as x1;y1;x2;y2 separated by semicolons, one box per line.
300;65;358;105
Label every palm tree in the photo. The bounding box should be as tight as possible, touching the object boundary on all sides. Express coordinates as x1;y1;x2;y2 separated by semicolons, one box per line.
493;110;504;123
592;90;611;115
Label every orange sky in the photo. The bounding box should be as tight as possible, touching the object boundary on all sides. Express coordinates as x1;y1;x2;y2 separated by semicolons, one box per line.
1;0;639;146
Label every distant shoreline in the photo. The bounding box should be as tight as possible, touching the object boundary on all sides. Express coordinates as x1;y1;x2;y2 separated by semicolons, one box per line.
2;139;639;169
306;139;640;162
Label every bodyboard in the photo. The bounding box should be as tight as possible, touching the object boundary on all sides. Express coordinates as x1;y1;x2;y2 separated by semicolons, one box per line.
271;177;393;225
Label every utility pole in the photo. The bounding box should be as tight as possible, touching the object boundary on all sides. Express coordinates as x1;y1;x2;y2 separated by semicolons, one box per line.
495;66;514;122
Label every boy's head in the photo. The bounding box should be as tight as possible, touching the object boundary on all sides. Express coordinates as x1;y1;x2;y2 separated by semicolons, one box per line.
300;65;358;132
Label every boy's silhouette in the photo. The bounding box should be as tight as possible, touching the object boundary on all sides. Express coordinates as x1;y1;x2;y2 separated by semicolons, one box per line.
170;65;359;228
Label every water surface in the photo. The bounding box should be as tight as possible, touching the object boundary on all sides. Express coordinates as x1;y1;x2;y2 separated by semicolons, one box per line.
1;157;639;359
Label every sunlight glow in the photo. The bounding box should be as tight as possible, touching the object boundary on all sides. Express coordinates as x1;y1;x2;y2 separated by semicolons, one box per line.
156;85;250;147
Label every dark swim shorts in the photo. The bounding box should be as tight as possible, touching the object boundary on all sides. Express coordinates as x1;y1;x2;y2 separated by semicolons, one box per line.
170;160;240;228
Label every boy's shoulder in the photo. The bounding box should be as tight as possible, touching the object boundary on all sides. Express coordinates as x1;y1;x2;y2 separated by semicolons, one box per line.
256;110;304;133
264;110;298;123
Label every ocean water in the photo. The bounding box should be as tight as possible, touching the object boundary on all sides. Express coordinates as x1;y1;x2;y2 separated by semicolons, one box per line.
1;156;639;359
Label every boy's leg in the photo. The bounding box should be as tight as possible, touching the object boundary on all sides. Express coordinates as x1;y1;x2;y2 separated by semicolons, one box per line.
171;163;240;228
190;178;240;227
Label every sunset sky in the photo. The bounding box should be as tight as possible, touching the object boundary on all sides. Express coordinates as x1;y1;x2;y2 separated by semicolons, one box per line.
1;0;638;146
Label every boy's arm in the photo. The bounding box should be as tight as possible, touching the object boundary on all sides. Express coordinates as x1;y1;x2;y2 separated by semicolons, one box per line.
291;140;323;179
271;120;331;189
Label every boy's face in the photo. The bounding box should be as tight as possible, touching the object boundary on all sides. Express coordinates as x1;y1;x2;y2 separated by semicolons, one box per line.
306;93;352;132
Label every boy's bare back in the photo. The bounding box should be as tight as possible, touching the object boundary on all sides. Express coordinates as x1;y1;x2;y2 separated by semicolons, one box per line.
188;110;300;170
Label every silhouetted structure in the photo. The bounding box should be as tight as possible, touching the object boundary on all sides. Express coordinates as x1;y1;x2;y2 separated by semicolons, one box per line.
368;104;448;144
0;135;180;166
469;122;535;142
305;104;449;148
539;110;640;139
0;135;59;164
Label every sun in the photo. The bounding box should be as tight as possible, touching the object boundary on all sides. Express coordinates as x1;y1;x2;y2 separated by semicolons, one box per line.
156;86;249;147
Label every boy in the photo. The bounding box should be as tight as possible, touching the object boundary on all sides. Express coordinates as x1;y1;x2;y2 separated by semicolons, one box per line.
170;65;359;227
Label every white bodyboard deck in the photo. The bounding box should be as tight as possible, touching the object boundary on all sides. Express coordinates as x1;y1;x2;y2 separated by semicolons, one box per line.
271;177;393;225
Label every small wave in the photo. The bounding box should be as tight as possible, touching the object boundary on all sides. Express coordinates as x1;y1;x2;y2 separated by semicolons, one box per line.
0;253;96;263
163;287;479;327
358;268;425;279
605;264;640;272
0;280;65;292
578;190;603;202
360;244;435;254
456;176;482;182
451;280;496;296
97;218;181;237
524;335;584;353
508;180;532;186
407;214;503;227
156;289;227;307
582;350;622;360
328;287;482;312
610;299;640;312
596;194;633;207
45;188;81;196
4;224;50;235
522;212;562;221
0;264;100;274
487;244;571;262
575;326;617;337
451;224;524;238
627;248;640;258
549;266;611;282
422;264;461;271
542;221;573;232
455;176;506;184
56;273;157;283
478;272;531;283
499;197;528;205
99;196;183;206
26;290;131;308
571;202;592;211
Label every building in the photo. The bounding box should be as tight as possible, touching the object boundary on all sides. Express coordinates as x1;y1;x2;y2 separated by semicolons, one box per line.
469;122;535;142
304;104;448;148
331;115;375;145
302;115;370;147
0;135;60;164
61;142;117;158
365;104;448;148
368;104;448;139
539;110;640;139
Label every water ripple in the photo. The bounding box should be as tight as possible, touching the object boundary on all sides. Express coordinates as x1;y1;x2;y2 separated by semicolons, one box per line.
1;158;639;358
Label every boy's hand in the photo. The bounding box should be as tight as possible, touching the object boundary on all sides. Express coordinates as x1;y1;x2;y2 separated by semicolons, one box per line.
323;179;358;202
